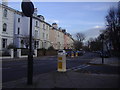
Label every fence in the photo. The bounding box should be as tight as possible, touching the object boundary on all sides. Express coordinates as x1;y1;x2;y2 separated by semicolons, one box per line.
0;49;14;59
0;49;37;59
17;49;37;58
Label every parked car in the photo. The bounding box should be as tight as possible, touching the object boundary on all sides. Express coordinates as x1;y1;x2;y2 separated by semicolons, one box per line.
58;50;66;55
71;51;76;56
66;50;77;57
73;50;83;56
66;51;71;56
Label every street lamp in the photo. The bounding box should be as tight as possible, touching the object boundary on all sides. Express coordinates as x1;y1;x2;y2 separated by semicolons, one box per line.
21;0;34;85
101;34;104;64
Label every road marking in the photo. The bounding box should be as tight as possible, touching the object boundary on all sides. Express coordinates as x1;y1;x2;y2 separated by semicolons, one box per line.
67;64;90;71
73;65;90;71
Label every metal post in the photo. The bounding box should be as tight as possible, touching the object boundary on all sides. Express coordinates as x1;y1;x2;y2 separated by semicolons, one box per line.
102;38;104;64
27;16;33;85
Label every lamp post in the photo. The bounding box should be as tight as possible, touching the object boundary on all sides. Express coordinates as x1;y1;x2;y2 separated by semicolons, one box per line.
101;34;104;64
21;0;34;85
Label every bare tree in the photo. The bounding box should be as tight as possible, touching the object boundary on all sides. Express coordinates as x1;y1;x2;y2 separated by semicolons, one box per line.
75;33;85;42
74;40;83;50
74;32;86;50
105;2;120;52
88;38;102;51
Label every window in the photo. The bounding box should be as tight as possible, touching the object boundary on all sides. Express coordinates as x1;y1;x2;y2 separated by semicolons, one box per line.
18;27;20;34
45;42;47;48
35;30;38;38
21;40;24;48
43;24;45;30
43;33;45;38
42;42;44;48
46;34;48;39
43;42;46;49
46;25;48;30
36;21;38;27
3;9;7;17
2;39;7;48
3;23;7;32
18;18;20;23
34;41;39;49
21;40;24;44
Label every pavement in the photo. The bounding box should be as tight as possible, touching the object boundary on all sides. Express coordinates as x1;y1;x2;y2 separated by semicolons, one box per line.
88;57;120;66
1;57;120;89
1;56;57;62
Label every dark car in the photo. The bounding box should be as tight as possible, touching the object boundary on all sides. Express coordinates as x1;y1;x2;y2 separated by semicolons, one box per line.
66;50;76;57
66;51;71;57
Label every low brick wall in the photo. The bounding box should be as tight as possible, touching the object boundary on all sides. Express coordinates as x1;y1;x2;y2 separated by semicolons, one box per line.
37;49;43;56
46;50;57;56
21;49;29;55
37;49;57;56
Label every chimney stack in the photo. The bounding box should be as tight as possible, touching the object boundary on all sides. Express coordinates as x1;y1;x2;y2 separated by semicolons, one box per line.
2;0;8;6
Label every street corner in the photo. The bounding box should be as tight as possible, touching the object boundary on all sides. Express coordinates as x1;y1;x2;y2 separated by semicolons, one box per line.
75;63;119;75
70;69;120;88
53;70;120;88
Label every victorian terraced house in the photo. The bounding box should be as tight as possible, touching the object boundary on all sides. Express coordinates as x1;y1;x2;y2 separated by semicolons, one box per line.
0;1;74;54
0;2;14;53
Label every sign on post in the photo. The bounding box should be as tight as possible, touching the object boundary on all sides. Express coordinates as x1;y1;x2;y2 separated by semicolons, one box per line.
21;0;34;85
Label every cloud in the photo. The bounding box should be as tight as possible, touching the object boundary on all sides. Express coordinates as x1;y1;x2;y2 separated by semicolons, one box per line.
82;25;105;41
93;25;104;29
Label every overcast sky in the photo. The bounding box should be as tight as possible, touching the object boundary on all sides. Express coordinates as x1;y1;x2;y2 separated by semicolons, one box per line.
7;1;118;41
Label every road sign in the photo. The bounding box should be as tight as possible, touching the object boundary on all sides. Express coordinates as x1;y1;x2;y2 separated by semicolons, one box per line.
21;0;34;17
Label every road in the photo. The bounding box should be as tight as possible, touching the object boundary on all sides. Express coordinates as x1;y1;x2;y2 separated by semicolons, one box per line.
2;52;97;83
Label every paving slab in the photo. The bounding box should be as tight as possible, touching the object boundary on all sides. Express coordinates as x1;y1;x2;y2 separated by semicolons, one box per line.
2;71;119;88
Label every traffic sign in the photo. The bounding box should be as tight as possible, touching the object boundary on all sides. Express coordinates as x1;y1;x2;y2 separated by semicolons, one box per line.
21;0;34;17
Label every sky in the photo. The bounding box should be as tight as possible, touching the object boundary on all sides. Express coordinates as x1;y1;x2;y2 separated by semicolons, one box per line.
6;1;118;41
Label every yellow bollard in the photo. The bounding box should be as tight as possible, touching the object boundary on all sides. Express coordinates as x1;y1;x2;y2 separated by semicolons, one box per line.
76;52;78;57
57;50;66;72
58;62;62;69
71;52;74;57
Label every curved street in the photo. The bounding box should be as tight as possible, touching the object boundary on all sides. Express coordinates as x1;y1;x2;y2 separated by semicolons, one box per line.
2;52;97;82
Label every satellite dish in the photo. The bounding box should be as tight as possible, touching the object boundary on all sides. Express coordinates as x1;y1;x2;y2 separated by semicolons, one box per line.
21;0;34;17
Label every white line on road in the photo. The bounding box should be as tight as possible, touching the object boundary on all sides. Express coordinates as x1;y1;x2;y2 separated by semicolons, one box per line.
73;65;90;71
67;64;90;71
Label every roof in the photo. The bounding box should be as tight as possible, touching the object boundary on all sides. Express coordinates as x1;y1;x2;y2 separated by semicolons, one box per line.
0;3;51;26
